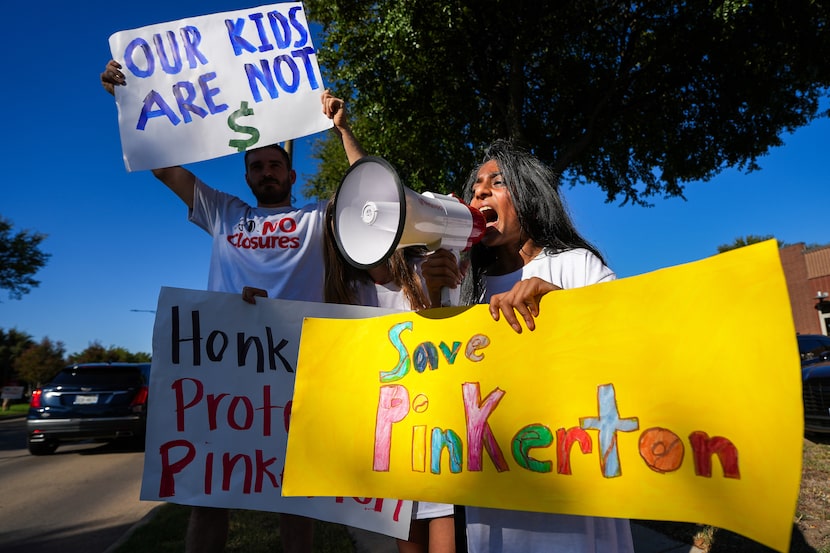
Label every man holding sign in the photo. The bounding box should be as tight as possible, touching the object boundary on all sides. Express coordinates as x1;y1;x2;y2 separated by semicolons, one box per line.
101;67;365;553
104;3;332;171
100;5;384;551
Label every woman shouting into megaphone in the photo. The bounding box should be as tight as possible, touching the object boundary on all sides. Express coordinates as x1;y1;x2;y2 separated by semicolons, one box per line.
422;139;615;333
420;139;630;553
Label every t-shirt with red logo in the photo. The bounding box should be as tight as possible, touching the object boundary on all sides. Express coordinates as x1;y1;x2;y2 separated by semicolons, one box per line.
189;178;327;301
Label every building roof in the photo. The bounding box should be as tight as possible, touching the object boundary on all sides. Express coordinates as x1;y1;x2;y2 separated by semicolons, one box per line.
806;246;830;279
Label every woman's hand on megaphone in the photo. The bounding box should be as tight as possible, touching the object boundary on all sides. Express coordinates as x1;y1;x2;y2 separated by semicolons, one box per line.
421;248;465;307
489;277;562;333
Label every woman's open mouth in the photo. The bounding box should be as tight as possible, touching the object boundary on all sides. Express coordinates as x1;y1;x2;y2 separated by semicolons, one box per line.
479;206;499;227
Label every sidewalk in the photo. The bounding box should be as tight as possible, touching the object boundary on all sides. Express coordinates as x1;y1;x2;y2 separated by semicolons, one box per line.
348;522;704;553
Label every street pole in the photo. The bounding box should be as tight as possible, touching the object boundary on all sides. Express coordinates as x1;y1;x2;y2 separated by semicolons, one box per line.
283;139;294;164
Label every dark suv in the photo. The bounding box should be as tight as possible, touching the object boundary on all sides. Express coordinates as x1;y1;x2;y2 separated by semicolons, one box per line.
27;362;150;455
798;334;830;367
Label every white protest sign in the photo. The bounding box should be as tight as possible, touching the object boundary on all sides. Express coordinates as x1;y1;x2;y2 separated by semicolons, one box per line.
140;287;412;539
108;3;332;171
1;386;23;400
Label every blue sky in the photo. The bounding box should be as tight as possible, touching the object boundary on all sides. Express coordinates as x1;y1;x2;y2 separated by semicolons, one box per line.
1;1;828;357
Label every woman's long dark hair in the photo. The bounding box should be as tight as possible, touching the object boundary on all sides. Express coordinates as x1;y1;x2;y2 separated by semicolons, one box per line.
460;139;605;304
323;202;429;310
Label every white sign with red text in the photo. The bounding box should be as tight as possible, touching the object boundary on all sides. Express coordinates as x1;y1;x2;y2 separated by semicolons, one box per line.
140;287;412;538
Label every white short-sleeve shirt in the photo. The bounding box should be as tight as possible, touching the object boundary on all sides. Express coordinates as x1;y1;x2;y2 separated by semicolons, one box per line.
189;178;327;301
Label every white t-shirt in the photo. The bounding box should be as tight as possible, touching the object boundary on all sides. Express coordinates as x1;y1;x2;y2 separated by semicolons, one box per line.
189;178;327;301
483;248;616;299
356;280;412;311
466;248;633;553
466;510;633;553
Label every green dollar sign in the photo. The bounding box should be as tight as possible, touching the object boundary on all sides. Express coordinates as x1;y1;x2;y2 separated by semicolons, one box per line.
227;101;261;152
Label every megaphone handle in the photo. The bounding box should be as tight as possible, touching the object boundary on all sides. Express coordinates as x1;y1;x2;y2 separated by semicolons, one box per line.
440;286;453;307
439;249;460;307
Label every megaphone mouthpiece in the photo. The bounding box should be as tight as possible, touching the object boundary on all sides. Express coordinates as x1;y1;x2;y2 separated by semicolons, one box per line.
422;192;486;251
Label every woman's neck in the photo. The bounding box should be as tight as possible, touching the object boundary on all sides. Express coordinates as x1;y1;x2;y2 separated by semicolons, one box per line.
486;239;542;275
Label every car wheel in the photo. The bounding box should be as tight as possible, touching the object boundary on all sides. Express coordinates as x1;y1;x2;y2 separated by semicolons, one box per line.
130;433;147;452
28;440;58;456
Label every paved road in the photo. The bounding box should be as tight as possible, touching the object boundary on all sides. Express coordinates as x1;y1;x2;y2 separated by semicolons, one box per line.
0;417;161;553
0;416;697;553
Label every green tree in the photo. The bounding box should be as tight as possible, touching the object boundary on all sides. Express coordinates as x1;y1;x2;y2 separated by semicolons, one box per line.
0;216;50;300
716;235;784;253
0;328;34;385
303;130;355;201
305;0;830;204
14;338;66;387
67;341;151;364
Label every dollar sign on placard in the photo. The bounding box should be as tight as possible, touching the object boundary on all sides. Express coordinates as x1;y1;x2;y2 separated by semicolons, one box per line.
227;101;261;152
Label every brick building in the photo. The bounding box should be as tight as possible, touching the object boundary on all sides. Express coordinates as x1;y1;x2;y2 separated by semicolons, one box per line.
780;243;830;335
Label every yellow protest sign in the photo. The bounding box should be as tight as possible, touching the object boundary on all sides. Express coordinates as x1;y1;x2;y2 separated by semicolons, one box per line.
283;240;801;552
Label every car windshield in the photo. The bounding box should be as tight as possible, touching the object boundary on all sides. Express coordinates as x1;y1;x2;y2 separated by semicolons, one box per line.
799;336;830;362
51;367;144;387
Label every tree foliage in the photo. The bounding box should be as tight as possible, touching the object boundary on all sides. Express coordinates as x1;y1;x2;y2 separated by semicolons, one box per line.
0;328;34;385
302;130;354;200
14;338;66;387
67;341;151;364
716;234;781;253
0;216;50;300
304;0;830;204
1;330;151;386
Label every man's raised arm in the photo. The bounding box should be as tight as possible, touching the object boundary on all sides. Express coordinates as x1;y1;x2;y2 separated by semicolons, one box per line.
321;90;367;165
101;59;197;209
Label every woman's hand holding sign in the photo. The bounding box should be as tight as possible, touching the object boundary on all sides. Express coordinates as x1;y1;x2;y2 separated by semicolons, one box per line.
489;277;561;333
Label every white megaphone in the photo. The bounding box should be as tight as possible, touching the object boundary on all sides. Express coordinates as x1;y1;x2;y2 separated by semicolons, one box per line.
333;156;486;273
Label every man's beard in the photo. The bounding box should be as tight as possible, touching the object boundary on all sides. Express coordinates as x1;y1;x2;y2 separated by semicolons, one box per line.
253;177;291;205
